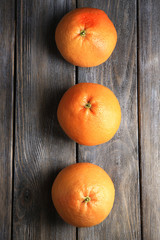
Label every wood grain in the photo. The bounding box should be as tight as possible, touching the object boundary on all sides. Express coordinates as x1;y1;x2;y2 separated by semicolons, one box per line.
13;0;76;239
0;1;15;239
138;0;160;239
77;1;141;239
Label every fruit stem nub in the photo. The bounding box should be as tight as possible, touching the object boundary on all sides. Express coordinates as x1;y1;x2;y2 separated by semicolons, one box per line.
83;196;91;203
80;29;86;37
85;102;92;109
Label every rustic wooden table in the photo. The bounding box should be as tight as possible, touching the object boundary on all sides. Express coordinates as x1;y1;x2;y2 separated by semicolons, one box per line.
0;0;160;239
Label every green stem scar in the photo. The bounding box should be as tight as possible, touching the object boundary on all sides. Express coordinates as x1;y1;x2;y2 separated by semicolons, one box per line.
80;29;86;37
85;102;92;109
83;196;91;203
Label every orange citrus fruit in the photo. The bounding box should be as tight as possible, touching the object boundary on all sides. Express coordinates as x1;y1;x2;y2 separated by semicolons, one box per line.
57;83;121;146
55;7;117;67
51;162;115;227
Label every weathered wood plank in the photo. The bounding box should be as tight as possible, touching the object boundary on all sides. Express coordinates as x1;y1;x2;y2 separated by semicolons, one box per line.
77;1;141;239
13;0;76;239
0;1;15;239
138;0;160;239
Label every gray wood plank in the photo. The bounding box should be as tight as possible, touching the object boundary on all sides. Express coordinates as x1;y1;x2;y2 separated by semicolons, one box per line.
77;1;141;239
0;1;15;239
13;0;76;239
138;0;160;239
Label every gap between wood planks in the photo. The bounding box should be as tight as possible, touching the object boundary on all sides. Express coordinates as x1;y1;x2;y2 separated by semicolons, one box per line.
75;5;79;240
137;0;143;239
11;0;17;239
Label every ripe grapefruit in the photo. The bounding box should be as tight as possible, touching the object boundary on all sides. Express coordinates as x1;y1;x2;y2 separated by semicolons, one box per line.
51;162;115;227
57;82;121;146
55;8;117;67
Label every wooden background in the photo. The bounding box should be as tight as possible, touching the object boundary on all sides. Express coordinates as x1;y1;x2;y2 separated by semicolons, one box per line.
0;0;159;239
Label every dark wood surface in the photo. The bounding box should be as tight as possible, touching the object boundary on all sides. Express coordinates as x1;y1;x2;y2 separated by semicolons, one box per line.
77;0;141;240
139;1;160;239
13;0;76;239
0;0;159;239
0;1;15;240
